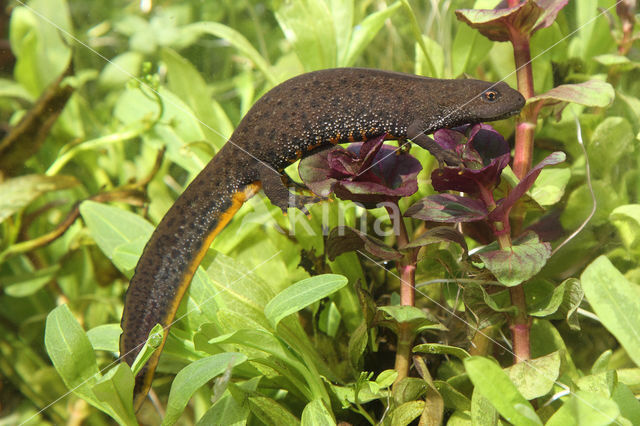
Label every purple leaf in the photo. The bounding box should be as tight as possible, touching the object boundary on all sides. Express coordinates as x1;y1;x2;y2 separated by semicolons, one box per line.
532;0;570;32
489;152;566;222
298;147;339;197
466;124;510;167
400;226;469;253
405;193;488;223
431;153;510;194
433;128;466;151
326;226;403;261
299;135;422;205
456;1;569;41
455;2;543;42
475;232;552;287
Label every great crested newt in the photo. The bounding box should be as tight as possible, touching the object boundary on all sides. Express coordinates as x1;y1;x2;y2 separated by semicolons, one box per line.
120;67;525;409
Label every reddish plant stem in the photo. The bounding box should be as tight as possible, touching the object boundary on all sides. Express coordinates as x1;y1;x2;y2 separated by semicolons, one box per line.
387;204;419;384
510;28;535;179
508;24;535;363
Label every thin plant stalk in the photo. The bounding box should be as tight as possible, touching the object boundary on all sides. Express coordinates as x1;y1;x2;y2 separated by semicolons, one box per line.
386;203;419;384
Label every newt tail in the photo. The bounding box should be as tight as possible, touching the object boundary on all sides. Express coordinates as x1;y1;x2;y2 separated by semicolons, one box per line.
119;145;262;409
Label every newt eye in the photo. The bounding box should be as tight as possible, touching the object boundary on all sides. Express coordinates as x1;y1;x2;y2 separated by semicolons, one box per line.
482;90;499;102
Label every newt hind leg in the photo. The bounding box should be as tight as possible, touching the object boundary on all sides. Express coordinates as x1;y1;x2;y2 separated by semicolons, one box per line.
258;164;325;214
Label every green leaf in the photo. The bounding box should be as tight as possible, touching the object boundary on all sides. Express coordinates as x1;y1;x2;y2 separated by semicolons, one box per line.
530;167;570;206
248;395;301;426
434;380;471;412
618;368;640;394
331;379;390;406
0;77;34;101
342;2;401;66
111;237;148;272
87;324;121;353
91;363;137;426
577;371;616;399
526;278;583;330
471;388;498;426
581;256;640;368
275;0;337;71
528;80;615;119
545;390;620;426
10;0;72;95
388;400;425;426
594;54;638;68
610;204;640;249
376;370;398;388
464;357;542;426
587;117;635;178
79;201;154;268
162;353;248;426
161;48;232;149
392;377;428;405
3;265;59;297
196;391;249;425
452;24;492;77
98;51;143;88
592;350;613;374
612;382;640;425
416;34;445;78
0;174;78;223
379;305;446;333
206;252;276;332
476;232;551;287
301;399;335;426
413;343;470;360
348;320;368;370
185;22;276;85
44;305;100;404
130;323;164;377
264;274;348;328
204;327;316;400
505;351;561;400
318;301;341;338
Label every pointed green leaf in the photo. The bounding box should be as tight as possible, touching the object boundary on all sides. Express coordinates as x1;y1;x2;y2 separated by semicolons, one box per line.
275;0;337;71
79;201;154;266
248;395;301;426
301;399;335;426
87;324;121;353
0;175;78;223
546;390;620;426
581;256;640;368
265;274;348;328
162;353;248;426
464;357;542;425
342;2;402;66
185;22;276;84
130;323;164;377
45;305;100;403
413;343;470;360
506;352;561;400
91;363;137;426
471;388;498;426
